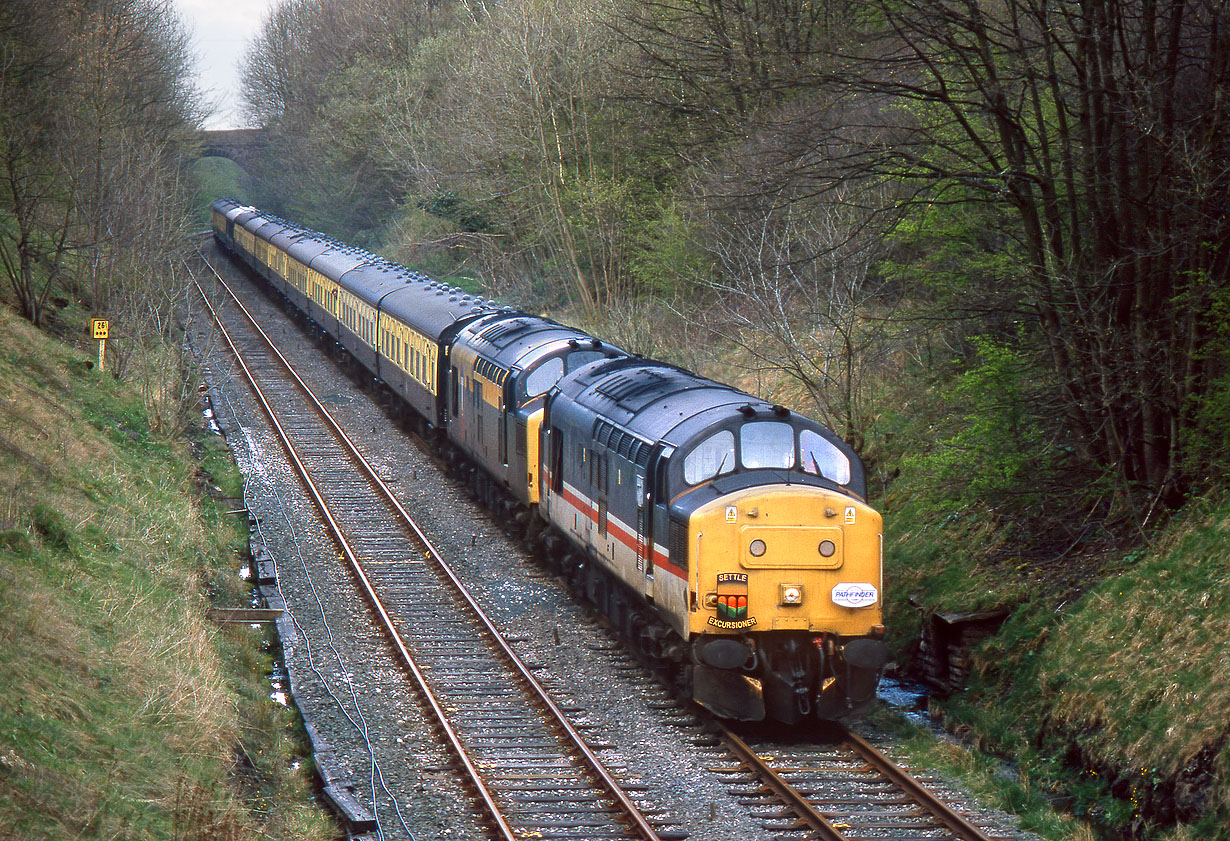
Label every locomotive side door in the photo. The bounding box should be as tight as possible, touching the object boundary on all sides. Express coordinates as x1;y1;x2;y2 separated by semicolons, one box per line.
635;472;646;574
539;425;553;518
640;446;668;600
500;376;514;468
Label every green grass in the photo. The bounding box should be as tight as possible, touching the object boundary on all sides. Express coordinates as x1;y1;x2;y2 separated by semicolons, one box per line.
866;706;1096;841
189;156;253;228
886;484;1230;838
1035;513;1230;798
0;307;335;840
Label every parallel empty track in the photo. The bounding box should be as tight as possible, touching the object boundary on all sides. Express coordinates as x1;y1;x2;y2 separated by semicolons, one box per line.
194;259;681;841
714;722;1009;840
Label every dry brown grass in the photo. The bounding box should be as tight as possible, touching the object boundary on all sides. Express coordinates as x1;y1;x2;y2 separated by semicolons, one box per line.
0;305;334;840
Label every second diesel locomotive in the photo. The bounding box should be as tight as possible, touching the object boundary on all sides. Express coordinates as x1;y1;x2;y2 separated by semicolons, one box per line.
210;197;888;724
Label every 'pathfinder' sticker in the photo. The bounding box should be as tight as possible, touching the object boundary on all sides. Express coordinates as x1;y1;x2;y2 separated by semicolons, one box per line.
832;583;878;608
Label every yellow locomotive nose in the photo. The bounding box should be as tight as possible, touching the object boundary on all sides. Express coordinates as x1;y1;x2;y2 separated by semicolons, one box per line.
740;525;845;569
689;487;882;638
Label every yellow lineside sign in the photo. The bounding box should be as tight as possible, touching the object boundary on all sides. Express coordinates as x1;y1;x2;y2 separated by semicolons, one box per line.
91;318;109;372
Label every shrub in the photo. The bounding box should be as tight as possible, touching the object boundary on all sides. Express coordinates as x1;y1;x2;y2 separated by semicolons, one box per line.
902;334;1058;514
31;504;72;552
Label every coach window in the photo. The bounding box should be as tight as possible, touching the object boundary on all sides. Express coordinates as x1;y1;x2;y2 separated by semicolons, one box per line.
683;430;735;485
800;429;851;485
741;422;795;470
525;356;565;397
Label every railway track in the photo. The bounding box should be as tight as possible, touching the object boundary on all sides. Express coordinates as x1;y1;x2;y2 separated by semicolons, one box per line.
713;722;1009;840
194;246;1030;841
194;258;681;841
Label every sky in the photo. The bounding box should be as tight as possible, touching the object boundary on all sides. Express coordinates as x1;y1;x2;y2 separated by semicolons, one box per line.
174;0;279;130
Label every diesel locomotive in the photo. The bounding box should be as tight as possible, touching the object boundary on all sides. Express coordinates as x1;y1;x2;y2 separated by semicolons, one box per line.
211;198;888;724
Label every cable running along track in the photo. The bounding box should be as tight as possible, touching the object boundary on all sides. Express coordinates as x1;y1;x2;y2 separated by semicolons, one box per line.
194;257;675;841
195;246;1022;841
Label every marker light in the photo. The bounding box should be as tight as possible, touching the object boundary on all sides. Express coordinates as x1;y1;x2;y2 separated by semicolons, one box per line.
818;540;836;557
749;539;767;557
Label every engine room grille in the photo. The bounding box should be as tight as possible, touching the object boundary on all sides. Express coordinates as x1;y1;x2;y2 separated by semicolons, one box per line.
669;517;688;570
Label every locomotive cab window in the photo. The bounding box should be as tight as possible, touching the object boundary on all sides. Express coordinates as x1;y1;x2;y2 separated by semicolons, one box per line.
683;430;735;485
741;421;796;470
525;356;564;398
566;350;605;371
800;429;851;485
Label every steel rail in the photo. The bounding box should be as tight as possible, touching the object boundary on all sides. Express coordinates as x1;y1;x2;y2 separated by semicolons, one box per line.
193;273;520;839
716;711;1000;841
842;727;997;841
194;257;665;841
714;721;849;840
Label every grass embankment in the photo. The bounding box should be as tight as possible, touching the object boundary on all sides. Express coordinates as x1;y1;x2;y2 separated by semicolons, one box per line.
189;156;252;229
883;496;1230;839
0;308;335;840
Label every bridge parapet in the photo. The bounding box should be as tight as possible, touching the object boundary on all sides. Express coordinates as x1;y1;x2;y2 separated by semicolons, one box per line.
199;128;269;172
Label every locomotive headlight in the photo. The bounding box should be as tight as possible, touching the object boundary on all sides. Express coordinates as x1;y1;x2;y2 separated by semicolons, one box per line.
749;539;767;557
780;584;804;605
818;539;836;557
703;593;719;609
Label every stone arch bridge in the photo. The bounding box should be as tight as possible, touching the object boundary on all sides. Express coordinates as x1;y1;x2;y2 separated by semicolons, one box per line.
199;128;268;173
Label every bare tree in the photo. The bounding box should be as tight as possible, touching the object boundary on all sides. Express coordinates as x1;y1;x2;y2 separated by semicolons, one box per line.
691;172;901;450
241;0;320;126
71;0;199;308
0;3;79;326
828;0;1230;513
611;0;858;164
0;0;199;326
420;0;640;317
